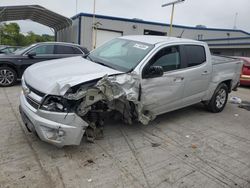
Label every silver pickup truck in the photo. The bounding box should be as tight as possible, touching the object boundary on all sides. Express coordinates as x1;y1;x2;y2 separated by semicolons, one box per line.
19;36;243;147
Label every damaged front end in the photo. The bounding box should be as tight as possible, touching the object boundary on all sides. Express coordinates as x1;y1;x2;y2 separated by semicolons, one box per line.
21;73;155;146
55;73;155;143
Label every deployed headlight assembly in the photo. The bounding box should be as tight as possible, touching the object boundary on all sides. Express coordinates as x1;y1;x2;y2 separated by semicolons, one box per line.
40;95;70;112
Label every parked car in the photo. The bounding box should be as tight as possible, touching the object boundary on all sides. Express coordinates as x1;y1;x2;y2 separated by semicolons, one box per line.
0;45;7;49
0;42;89;87
19;36;243;147
237;57;250;86
0;46;20;54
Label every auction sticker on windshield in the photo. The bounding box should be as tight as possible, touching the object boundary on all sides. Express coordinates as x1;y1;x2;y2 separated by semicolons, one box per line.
133;44;149;50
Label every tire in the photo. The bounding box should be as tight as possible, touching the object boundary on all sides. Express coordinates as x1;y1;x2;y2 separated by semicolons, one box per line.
207;83;228;113
0;67;17;87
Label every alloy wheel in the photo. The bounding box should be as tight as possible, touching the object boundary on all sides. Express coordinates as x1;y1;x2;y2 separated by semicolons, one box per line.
215;88;226;109
0;69;15;86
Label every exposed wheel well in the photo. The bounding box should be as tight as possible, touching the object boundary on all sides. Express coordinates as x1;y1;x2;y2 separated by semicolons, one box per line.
0;63;19;77
221;80;232;93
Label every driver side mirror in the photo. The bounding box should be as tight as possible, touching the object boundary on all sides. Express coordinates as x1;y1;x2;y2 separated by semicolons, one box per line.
27;51;36;58
143;66;164;78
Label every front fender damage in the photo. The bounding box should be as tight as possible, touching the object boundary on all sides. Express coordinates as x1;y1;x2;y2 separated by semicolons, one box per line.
64;73;155;143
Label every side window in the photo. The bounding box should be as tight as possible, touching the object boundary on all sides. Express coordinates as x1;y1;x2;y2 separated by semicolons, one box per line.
55;45;75;54
72;47;83;54
29;45;54;55
150;46;181;72
185;45;206;67
80;47;89;54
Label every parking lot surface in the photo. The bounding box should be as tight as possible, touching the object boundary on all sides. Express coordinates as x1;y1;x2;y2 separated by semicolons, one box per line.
0;85;250;188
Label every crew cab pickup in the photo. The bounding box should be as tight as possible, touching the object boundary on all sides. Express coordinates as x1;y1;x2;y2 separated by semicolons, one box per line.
19;36;243;147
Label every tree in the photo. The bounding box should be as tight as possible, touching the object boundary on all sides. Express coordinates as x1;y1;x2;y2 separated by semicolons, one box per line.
0;22;54;46
0;23;20;45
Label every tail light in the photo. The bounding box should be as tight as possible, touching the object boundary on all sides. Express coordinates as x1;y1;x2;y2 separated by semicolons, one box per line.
244;62;250;68
241;58;250;77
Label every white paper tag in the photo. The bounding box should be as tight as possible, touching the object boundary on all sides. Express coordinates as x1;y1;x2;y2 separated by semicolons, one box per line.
133;44;149;50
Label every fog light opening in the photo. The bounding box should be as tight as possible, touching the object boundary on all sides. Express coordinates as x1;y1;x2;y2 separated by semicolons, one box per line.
40;125;65;141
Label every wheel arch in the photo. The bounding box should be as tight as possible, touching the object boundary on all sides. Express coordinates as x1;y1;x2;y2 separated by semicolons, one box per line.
220;79;232;93
0;62;20;78
206;82;229;113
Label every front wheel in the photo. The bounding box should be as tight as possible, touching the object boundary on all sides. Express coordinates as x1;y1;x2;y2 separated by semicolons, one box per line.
0;67;17;87
206;83;228;113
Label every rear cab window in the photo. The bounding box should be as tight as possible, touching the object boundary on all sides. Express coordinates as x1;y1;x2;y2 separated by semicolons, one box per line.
184;45;206;67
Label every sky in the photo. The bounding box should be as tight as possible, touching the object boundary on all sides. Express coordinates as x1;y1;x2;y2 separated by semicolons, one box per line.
0;0;249;35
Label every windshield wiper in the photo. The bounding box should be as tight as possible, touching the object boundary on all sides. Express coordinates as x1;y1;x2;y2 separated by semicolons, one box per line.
83;53;94;62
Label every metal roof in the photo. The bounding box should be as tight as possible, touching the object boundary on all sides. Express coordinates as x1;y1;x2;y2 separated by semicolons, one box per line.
0;5;72;31
72;13;250;36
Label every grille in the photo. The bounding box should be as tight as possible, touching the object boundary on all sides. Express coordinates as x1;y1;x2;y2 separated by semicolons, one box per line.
26;96;40;109
25;82;45;97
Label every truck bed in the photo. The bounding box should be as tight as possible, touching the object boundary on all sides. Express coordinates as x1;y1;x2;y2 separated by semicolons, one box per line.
211;55;243;90
211;55;240;65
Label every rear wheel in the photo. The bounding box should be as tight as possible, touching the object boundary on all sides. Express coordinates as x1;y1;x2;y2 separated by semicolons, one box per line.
0;67;17;87
207;83;228;113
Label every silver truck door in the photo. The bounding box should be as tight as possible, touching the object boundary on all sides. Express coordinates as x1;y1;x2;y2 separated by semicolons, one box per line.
181;45;212;106
140;45;185;115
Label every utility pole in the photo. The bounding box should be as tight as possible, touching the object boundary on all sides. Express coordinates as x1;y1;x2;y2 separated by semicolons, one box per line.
76;0;78;14
233;12;238;30
0;8;6;45
0;22;2;45
0;22;3;45
0;24;2;45
92;0;97;49
162;0;185;36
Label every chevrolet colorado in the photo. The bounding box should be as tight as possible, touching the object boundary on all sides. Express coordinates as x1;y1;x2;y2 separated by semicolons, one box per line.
19;36;243;147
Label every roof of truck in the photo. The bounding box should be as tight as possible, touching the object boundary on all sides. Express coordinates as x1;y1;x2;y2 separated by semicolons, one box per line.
120;35;203;45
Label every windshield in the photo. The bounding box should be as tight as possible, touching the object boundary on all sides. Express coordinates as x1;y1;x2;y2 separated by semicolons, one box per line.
13;44;36;55
88;38;154;72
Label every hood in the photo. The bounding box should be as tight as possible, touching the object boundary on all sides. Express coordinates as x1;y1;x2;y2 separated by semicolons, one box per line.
24;56;122;95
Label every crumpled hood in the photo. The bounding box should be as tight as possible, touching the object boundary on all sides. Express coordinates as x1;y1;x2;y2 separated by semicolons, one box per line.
24;56;122;95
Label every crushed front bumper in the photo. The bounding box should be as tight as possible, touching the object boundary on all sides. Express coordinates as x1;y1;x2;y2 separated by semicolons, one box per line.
19;92;88;147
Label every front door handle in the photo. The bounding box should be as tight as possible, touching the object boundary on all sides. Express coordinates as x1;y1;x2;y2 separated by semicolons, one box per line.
173;77;184;82
201;71;209;75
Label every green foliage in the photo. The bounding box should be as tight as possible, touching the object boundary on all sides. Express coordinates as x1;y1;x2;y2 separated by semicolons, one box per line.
0;22;54;46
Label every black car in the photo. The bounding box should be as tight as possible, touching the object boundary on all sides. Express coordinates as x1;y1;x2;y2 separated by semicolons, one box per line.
0;42;89;87
0;46;20;54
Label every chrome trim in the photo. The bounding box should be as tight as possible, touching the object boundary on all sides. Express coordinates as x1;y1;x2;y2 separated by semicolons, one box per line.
23;43;85;56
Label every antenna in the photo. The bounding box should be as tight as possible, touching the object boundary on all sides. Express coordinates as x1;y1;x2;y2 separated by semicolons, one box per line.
233;13;238;30
76;0;78;14
178;29;185;38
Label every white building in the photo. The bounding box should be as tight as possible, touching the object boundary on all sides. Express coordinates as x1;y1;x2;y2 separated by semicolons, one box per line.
56;13;250;57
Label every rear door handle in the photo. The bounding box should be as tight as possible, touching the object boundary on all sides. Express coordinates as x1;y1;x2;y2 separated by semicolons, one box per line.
201;71;209;75
173;77;184;82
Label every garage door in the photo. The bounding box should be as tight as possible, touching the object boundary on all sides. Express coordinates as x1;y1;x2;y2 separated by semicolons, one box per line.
96;30;122;47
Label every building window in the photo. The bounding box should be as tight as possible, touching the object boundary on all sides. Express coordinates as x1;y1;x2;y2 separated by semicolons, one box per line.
144;29;167;36
197;34;203;40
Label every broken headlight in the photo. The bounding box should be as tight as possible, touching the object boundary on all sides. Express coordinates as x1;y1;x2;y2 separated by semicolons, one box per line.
40;96;69;112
